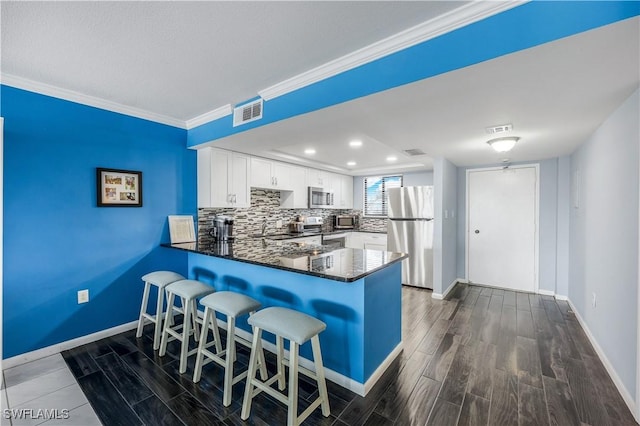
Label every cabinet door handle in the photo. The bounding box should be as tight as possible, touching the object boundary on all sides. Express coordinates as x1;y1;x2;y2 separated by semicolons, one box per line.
234;194;237;203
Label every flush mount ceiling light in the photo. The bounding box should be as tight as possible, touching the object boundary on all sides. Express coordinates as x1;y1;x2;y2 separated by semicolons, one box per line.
386;156;398;162
349;140;362;147
487;136;520;153
304;148;316;155
347;161;356;166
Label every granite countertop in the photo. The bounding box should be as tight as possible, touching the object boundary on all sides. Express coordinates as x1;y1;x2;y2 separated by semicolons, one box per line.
163;239;406;283
254;229;387;240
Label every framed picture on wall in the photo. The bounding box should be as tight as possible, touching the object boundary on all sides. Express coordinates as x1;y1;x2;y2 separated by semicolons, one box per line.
96;168;143;207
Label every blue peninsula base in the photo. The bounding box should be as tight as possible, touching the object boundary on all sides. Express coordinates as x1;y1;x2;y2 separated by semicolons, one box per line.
186;251;402;396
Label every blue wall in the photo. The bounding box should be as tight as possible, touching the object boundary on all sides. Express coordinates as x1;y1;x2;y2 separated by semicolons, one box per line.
2;86;196;359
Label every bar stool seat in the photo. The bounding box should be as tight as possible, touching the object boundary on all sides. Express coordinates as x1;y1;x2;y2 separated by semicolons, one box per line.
193;291;268;406
159;279;214;374
241;307;330;426
136;271;185;350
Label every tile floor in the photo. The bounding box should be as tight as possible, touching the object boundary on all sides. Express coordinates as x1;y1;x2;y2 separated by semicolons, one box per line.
1;354;101;426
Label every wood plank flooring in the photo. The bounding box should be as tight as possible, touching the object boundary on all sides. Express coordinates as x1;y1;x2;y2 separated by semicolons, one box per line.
62;284;638;425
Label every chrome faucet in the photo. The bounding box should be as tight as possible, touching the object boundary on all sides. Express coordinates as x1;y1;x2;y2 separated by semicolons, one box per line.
261;219;268;236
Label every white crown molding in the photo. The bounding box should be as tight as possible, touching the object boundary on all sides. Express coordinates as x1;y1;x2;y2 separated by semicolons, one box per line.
1;74;187;129
258;0;528;101
185;104;232;129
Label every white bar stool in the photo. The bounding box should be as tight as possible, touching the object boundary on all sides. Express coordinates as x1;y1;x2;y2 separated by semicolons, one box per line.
159;279;214;373
193;291;268;406
136;271;185;350
241;307;330;426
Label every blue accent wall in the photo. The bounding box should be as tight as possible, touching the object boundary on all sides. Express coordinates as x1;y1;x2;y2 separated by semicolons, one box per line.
187;1;640;147
2;86;196;359
187;251;402;384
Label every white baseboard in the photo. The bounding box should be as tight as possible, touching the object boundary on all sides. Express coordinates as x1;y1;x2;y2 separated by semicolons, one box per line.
566;299;638;421
2;321;139;369
554;294;568;301
432;279;459;300
231;320;402;396
537;289;555;296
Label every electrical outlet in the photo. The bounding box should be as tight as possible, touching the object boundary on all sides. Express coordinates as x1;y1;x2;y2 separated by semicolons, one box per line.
276;220;282;228
78;289;89;304
592;292;596;308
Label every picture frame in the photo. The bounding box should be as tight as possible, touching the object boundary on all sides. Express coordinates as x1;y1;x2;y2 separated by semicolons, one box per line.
96;167;143;207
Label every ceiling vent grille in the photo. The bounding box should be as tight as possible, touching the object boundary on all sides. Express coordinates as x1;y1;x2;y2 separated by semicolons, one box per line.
485;123;513;135
403;148;426;156
233;99;263;127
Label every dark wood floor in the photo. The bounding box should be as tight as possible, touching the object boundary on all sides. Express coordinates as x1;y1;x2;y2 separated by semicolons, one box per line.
62;284;638;426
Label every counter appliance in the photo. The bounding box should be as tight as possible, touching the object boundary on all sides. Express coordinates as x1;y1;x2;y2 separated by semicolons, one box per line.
332;214;358;230
209;215;234;241
387;186;434;289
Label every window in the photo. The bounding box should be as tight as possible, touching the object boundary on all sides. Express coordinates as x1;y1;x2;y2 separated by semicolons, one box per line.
364;175;403;216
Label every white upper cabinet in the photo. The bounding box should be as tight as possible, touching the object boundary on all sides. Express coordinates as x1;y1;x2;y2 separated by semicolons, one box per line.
250;157;294;190
341;175;354;209
307;169;330;188
198;147;249;208
280;165;308;209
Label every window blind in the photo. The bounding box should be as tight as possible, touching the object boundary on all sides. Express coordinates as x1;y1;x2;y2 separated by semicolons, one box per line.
363;175;402;216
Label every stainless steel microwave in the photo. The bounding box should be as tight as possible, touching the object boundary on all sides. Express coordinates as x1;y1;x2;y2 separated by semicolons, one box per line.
308;187;334;209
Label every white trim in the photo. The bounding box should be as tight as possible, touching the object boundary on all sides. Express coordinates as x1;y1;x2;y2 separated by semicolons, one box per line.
258;1;527;101
185;104;232;129
2;321;139;369
230;318;402;397
554;294;568;301
0;74;186;129
537;289;555;297
567;299;639;421
432;279;459;300
465;164;540;293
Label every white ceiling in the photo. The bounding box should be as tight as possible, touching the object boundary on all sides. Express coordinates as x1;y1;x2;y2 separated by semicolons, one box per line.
2;2;638;174
1;1;466;121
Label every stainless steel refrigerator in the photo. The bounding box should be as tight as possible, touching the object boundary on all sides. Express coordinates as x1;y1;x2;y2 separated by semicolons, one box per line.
387;186;434;289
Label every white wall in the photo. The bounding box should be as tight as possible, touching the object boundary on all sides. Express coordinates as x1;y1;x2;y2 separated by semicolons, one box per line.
352;169;433;210
556;156;571;297
569;88;639;402
456;158;563;294
433;158;457;296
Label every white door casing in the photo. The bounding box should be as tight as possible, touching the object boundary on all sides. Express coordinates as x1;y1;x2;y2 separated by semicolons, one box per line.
466;165;539;292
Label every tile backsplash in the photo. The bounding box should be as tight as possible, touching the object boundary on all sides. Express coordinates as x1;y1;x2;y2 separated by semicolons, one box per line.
198;189;386;244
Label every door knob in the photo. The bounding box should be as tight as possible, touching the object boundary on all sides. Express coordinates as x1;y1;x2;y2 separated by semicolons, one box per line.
474;230;480;234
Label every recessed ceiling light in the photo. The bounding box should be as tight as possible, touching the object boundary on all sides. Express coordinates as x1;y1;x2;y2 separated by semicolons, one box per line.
347;161;356;166
304;148;316;155
349;140;362;147
386;156;397;162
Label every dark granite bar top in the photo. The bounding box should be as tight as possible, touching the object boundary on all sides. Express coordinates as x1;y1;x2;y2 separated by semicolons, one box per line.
162;239;406;283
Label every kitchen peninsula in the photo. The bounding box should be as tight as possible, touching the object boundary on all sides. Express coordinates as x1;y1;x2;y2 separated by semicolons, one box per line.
163;239;407;395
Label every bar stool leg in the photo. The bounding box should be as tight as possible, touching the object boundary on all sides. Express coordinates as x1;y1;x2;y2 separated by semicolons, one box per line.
193;307;212;383
311;335;330;416
179;299;192;374
287;342;299;426
191;299;200;342
153;285;165;350
276;336;286;391
241;327;262;420
209;310;222;354
136;282;151;338
159;291;176;356
223;316;236;407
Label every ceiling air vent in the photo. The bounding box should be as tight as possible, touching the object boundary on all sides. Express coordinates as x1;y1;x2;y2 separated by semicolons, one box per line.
403;148;426;156
485;123;513;135
233;99;263;127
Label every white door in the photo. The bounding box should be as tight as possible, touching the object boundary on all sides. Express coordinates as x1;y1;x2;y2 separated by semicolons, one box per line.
467;166;538;292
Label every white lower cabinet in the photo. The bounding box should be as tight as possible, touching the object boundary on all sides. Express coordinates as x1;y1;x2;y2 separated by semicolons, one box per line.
346;232;387;250
286;235;322;245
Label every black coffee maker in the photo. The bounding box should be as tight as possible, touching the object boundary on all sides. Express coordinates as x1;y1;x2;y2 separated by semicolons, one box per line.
209;215;234;241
